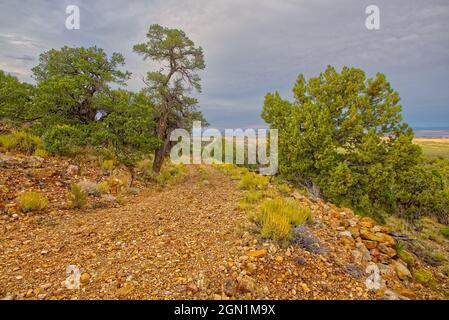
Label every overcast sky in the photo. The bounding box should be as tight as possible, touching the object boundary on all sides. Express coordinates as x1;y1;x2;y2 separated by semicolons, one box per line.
1;0;448;129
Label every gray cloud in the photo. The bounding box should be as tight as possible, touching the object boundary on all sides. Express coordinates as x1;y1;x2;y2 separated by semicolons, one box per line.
1;0;448;128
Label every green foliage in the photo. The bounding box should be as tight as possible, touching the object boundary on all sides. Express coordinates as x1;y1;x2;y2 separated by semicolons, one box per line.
238;173;269;190
89;89;160;167
0;70;34;123
32;46;130;126
262;66;448;222
256;197;310;242
42;125;85;155
148;162;187;186
0;131;42;154
33;148;48;158
17;192;48;213
101;160;114;171
96;181;111;195
68;184;87;209
396;241;416;266
441;226;449;239
412;268;435;285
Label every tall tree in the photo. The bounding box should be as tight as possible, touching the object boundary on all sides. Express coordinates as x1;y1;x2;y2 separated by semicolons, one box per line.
133;24;206;173
32;46;130;126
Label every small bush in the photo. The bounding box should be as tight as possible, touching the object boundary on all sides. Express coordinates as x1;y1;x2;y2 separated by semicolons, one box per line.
256;197;310;243
150;163;187;186
101;159;114;171
17;192;48;213
33;148;48;158
68;184;87;209
412;268;435;285
242;190;264;204
441;226;449;239
96;181;111;194
259;197;310;225
0;131;41;154
238;173;269;190
396;242;416;266
260;211;292;242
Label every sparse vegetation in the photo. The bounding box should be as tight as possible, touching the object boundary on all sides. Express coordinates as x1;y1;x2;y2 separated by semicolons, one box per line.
412;268;435;286
96;181;111;195
0;131;42;154
238;172;269;190
17;192;48;213
101;160;115;171
68;184;88;209
256;197;310;243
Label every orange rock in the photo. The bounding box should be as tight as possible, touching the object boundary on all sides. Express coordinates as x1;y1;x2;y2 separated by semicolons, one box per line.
247;249;267;258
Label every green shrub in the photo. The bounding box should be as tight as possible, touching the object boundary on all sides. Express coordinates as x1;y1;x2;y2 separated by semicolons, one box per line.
396;241;416;266
68;184;87;209
238;173;269;190
0;131;42;154
33;148;48;158
412;268;435;285
242;190;264;204
96;181;111;194
42;125;84;156
101;159;114;171
17;192;48;213
441;226;449;239
149;162;187;186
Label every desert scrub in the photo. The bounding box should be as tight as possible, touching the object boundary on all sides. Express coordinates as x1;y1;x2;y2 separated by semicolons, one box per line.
0;131;42;154
149;162;187;186
441;226;449;239
68;184;87;209
412;268;435;286
396;241;416;267
101;159;114;171
238;173;269;190
256;197;310;242
96;181;111;194
17;192;48;213
33;148;48;158
197;165;209;180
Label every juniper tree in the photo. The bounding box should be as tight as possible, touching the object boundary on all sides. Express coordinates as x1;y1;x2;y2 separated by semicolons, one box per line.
262;66;425;220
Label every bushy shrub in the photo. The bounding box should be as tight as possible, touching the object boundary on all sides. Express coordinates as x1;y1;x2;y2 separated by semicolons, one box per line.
101;159;114;171
242;190;264;204
42;125;84;155
68;184;87;209
147;162;187;186
260;211;292;242
256;197;310;242
441;226;449;239
33;148;48;158
412;268;435;285
238;173;269;190
0;131;42;154
17;191;48;213
96;181;111;194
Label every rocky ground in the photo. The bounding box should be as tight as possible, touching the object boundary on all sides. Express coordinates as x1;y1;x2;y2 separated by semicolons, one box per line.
0;151;448;300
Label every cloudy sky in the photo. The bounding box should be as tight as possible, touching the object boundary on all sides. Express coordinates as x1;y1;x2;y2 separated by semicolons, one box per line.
1;0;448;129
